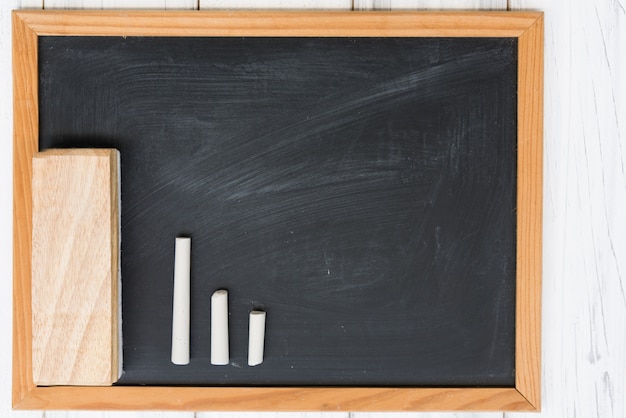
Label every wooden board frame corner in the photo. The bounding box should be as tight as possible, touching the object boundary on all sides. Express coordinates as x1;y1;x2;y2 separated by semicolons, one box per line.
12;9;543;412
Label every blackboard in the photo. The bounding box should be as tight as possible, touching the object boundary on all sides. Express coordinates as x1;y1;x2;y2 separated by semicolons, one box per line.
38;35;518;387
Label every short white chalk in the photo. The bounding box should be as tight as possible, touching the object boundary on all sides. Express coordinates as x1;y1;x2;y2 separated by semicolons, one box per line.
248;310;266;366
211;289;229;365
171;237;191;365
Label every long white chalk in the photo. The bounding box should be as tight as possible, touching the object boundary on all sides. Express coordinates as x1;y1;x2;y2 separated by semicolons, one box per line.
211;289;229;365
248;310;266;366
171;237;191;365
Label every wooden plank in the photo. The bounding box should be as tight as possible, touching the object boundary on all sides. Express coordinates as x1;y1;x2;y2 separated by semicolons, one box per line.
31;149;120;386
45;412;195;418
4;2;41;418
12;7;39;407
18;0;44;8
353;414;503;418
43;0;197;9
15;387;533;411
508;0;626;418
354;0;505;10
164;0;197;8
200;0;350;9
193;414;348;418
14;10;543;37
515;11;543;410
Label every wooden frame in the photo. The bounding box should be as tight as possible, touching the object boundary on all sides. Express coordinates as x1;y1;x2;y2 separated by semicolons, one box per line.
12;10;543;411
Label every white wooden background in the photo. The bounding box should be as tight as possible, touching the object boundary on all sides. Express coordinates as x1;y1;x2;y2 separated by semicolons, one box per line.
1;0;624;417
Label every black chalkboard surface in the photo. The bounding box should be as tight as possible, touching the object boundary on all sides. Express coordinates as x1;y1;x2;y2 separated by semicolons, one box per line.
38;36;517;387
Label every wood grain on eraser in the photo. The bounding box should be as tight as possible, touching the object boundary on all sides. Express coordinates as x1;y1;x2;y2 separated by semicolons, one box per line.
31;148;121;386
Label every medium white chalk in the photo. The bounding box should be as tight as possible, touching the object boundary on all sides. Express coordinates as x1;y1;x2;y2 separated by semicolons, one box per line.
248;310;266;366
211;289;229;365
171;237;191;365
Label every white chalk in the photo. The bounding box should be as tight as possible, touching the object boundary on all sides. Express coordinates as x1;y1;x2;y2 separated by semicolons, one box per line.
248;310;266;366
211;289;229;365
171;237;191;365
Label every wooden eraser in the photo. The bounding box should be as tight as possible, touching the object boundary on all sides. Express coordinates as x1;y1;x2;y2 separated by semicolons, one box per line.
31;149;122;386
